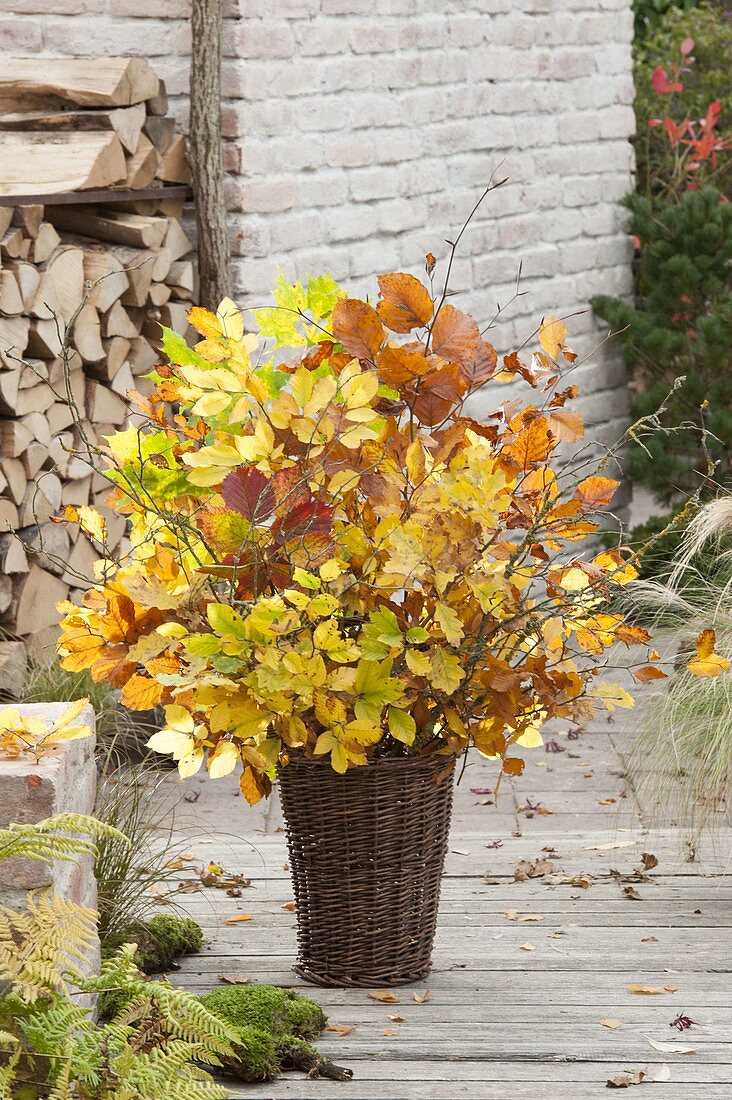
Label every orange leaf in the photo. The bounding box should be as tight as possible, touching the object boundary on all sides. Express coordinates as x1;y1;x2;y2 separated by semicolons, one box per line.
503;756;525;777
546;409;584;443
376;346;431;387
187;306;222;340
430;303;479;364
225;914;253;925
369;990;400;1003
507;418;554;468
633;665;668;682
332;298;384;361
376;272;433;332
240;764;270;805
575;476;620;508
687;629;730;677
120;674;165;711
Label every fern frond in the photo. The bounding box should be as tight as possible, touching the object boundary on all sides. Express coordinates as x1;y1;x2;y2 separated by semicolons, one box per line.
0;891;98;1002
0;813;127;867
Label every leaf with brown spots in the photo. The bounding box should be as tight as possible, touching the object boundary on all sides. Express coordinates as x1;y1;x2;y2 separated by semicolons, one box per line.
376;272;433;332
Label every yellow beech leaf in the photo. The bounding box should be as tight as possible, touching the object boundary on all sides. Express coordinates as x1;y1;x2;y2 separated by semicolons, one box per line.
147;728;195;759
435;602;464;645
225;914;253;925
687;629;730;678
539;316;568;359
387;707;416;745
62;504;107;545
406;649;432;677
429;650;465;695
208;741;240;779
187;305;222;340
591;682;635;712
178;747;204;778
217;297;244;341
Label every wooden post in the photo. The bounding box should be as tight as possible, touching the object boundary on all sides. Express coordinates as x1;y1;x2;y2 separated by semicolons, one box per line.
190;0;232;307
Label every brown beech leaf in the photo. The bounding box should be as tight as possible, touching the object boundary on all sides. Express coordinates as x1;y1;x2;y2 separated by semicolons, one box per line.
606;1069;647;1088
376;272;433;332
327;1024;355;1036
503;756;525;777
376;345;431;387
430;303;479;363
460;340;498;387
332;298;384;361
369;990;400;1003
600;1018;622;1029
628;984;666;995
218;974;252;985
413;990;432;1003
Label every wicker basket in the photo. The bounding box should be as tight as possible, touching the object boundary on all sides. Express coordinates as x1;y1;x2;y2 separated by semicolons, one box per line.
277;752;454;987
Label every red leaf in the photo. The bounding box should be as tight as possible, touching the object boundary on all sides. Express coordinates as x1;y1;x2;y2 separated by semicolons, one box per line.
222;468;275;523
652;66;683;95
332;298;384;361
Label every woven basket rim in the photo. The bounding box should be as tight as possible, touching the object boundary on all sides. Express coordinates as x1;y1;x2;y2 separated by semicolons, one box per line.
279;750;455;772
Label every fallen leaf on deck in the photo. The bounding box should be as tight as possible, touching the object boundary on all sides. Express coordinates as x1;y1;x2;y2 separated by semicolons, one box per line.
545;871;595;889
369;990;399;1003
218;974;252;985
606;1069;647;1088
519;942;535;951
663;984;678;992
583;841;636;851
651;1065;671;1083
670;1012;697;1031
485;840;504;849
646;1038;695;1054
327;1024;355;1036
281;902;296;911
519;913;544;922
413;990;432;1003
451;848;471;855
628;984;665;995
641;936;658;943
515;857;554;881
599;799;616;805
505;908;518;920
623;886;643;901
600;1018;622;1029
225;914;253;924
382;1028;399;1036
470;787;492;795
389;1014;405;1022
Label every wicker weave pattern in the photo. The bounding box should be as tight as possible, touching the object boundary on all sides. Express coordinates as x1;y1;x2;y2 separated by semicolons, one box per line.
278;753;454;987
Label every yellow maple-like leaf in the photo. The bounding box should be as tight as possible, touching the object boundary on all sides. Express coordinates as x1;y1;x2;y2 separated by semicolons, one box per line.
687;629;730;677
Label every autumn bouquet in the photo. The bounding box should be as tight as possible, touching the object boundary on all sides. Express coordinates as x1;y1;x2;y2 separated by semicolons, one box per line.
57;263;657;807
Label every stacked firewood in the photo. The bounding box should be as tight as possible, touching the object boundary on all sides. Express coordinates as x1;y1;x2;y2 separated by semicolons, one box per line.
0;57;189;195
0;58;197;640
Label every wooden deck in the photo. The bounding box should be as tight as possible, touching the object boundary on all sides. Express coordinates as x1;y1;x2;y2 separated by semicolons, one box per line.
159;709;732;1099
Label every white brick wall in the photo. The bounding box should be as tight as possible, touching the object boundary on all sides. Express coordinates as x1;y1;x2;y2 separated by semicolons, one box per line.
10;0;635;431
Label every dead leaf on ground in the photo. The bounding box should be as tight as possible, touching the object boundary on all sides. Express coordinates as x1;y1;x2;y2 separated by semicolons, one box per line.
369;990;399;1003
389;1014;405;1022
652;1065;671;1083
413;990;431;1003
600;1018;622;1029
519;942;535;951
606;1068;647;1088
383;1028;399;1036
628;984;666;995
225;914;253;925
583;841;635;851
218;974;252;985
515;857;554;881
327;1024;355;1036
544;871;595;889
281;901;296;911
641;936;658;943
647;1037;695;1054
623;886;643;901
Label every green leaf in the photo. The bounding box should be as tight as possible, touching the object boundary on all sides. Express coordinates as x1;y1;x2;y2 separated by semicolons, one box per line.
184;635;219;657
161;326;209;369
406;626;429;644
206;603;247;641
354;658;402;722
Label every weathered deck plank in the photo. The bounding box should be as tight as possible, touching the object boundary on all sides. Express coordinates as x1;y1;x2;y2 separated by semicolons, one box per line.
158;714;732;1098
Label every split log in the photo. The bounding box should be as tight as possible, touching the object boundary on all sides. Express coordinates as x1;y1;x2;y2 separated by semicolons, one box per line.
0;270;24;315
31;245;84;323
0;532;28;574
72;303;105;364
103;299;140;339
124;133;159;190
86;379;128;425
82;248;130;312
15;564;68;635
0;458;26;504
0;57;160;110
0;498;20;531
0;132;127;195
11;204;43;238
4;260;40;310
30;222;61;263
156;133;190;184
0;103;146;154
